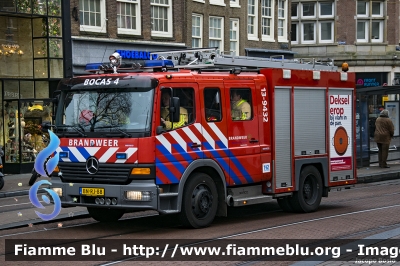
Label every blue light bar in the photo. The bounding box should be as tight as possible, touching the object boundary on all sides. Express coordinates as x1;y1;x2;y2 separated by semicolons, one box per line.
116;153;127;159
84;60;174;73
85;63;103;72
143;60;174;68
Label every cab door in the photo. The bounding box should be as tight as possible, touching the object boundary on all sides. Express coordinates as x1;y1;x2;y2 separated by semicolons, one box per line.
224;80;262;186
199;83;231;186
155;83;203;185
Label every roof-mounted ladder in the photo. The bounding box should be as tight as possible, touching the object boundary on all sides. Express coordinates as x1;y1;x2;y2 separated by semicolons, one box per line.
150;48;338;71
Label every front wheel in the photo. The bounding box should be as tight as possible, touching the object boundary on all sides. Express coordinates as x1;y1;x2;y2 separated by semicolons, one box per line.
0;177;4;190
289;165;323;213
87;207;125;222
179;172;218;228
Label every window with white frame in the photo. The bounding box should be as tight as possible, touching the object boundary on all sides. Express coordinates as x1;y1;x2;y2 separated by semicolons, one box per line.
117;0;141;35
291;2;298;18
79;0;106;33
209;16;224;50
230;19;239;56
247;0;258;40
291;23;298;43
302;2;315;17
356;0;385;43
192;14;203;48
151;0;173;37
230;0;240;8
278;0;287;41
291;1;335;45
210;0;225;6
302;22;315;43
261;0;273;41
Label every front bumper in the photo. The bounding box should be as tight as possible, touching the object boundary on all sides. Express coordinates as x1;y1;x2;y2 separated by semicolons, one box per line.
50;178;158;210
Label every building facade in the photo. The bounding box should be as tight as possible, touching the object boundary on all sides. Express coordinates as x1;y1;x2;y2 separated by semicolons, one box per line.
69;0;188;75
0;0;71;173
70;0;293;73
186;0;292;58
290;0;400;165
0;0;293;173
291;0;400;87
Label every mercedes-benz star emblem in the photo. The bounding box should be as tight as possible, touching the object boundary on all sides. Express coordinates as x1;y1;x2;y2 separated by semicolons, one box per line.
86;157;99;175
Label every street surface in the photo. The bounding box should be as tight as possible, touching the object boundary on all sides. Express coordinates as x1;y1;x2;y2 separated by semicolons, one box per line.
1;178;400;265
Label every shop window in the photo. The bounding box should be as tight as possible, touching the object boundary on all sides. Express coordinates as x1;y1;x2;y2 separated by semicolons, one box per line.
50;59;64;78
35;81;49;98
4;101;20;163
20;81;34;99
34;59;48;78
17;100;53;163
0;82;3;148
394;73;400;85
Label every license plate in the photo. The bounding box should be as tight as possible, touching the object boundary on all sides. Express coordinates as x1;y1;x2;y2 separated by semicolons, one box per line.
80;187;104;196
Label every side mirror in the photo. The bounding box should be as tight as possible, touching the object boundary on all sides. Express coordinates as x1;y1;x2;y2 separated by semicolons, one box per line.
156;125;166;135
170;97;180;122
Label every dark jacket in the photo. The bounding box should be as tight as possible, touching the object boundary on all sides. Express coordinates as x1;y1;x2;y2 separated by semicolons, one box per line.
374;111;394;144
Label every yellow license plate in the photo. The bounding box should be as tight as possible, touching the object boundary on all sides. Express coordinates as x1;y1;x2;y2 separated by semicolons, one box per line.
80;187;104;196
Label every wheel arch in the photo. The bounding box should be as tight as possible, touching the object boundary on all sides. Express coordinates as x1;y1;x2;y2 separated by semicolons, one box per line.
294;157;328;191
178;159;227;216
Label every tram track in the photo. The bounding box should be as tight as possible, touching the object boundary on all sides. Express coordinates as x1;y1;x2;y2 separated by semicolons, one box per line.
1;179;400;234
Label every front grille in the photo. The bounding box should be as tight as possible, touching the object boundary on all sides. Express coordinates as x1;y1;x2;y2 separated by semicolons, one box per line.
58;162;133;184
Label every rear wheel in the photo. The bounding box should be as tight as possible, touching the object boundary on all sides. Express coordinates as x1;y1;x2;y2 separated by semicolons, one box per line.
289;165;323;213
0;177;4;190
180;172;218;228
87;207;125;222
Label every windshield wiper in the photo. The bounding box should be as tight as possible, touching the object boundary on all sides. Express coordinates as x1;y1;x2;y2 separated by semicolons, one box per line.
94;126;131;137
56;125;87;137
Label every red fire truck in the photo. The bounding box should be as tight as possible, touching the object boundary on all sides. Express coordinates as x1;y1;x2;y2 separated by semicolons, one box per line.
49;48;356;228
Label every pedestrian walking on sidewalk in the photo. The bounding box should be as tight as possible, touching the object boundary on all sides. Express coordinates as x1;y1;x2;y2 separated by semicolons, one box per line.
374;109;394;168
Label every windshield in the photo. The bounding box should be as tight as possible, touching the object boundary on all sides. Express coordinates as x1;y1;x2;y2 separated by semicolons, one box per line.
59;88;154;133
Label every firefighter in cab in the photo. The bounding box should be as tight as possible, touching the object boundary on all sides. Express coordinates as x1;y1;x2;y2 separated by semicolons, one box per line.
161;90;188;130
230;89;251;120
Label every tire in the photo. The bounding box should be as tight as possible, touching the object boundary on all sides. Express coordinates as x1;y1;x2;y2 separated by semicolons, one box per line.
87;207;125;222
179;172;218;228
289;165;323;213
277;197;294;212
29;171;40;186
0;177;4;190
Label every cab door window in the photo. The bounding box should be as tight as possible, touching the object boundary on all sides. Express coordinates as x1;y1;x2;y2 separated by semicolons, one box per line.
230;88;252;120
160;88;195;130
204;88;222;122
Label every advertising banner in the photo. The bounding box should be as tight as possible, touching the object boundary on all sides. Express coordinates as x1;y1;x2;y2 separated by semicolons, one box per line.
329;94;353;171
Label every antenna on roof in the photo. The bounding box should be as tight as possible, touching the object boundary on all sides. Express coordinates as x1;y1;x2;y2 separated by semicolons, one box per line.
101;45;108;64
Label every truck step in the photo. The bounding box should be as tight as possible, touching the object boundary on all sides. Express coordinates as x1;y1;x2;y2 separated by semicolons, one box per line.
229;195;274;207
159;192;179;197
159;210;179;214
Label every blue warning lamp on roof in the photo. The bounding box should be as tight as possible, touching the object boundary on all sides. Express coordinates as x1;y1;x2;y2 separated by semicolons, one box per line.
85;52;174;73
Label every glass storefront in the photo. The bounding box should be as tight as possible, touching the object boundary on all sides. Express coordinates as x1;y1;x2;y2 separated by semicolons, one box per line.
0;0;64;173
